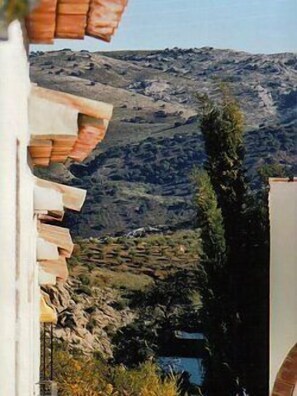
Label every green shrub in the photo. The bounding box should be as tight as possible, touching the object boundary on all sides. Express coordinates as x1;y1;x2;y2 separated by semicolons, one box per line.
79;274;90;285
112;362;180;396
76;285;92;296
54;350;181;396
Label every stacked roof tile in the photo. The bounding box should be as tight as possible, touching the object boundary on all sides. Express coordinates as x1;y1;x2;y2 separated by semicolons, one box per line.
34;177;86;290
28;85;112;166
56;0;91;39
25;0;58;44
25;0;128;43
87;0;128;42
26;0;129;324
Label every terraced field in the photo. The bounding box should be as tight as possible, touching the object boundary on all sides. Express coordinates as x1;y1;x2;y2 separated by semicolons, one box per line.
70;229;200;291
48;229;200;356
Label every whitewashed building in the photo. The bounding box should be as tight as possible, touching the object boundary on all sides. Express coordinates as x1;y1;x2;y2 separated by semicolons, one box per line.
0;1;128;395
269;178;297;395
0;21;39;396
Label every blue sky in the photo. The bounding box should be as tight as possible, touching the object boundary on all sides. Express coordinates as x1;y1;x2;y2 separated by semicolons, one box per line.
33;0;297;54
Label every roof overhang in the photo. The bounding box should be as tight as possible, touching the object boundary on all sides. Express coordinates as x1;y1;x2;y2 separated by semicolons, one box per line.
37;222;74;258
25;0;128;44
35;177;87;212
37;237;60;261
39;256;69;281
28;85;112;165
34;176;86;284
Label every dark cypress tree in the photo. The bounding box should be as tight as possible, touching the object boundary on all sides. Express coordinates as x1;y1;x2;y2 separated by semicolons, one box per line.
193;91;290;396
192;169;240;395
193;89;260;395
198;87;246;239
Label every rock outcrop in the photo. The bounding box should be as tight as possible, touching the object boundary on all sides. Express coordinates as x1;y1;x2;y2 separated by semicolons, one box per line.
45;279;134;357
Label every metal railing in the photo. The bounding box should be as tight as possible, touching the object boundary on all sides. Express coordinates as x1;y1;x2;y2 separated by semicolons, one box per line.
40;324;56;396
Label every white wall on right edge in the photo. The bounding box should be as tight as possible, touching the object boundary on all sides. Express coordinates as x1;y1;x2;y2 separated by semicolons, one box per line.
269;179;297;392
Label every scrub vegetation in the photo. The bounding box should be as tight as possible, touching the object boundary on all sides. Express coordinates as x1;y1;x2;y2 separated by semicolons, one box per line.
54;349;181;396
31;48;297;238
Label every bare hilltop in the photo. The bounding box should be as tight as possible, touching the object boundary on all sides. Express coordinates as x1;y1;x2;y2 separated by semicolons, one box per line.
30;47;297;237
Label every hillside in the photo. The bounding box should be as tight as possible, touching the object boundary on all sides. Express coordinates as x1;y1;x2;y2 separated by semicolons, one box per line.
47;229;200;357
30;47;297;237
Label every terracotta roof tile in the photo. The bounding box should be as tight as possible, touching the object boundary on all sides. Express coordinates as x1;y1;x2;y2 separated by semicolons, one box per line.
25;0;128;43
272;344;297;396
26;0;58;44
86;0;128;42
35;177;87;212
28;85;112;166
55;0;90;39
37;223;74;258
39;257;69;281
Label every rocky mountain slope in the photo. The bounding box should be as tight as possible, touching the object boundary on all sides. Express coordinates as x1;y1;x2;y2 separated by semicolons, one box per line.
46;279;134;357
30;47;297;237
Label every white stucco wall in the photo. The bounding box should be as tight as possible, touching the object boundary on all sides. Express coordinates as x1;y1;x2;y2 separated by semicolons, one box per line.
269;179;297;392
0;21;40;396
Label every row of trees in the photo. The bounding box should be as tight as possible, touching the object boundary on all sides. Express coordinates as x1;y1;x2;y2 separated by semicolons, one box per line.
193;87;271;395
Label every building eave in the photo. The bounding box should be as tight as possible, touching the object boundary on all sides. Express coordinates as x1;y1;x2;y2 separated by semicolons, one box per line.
25;0;128;44
28;84;112;166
